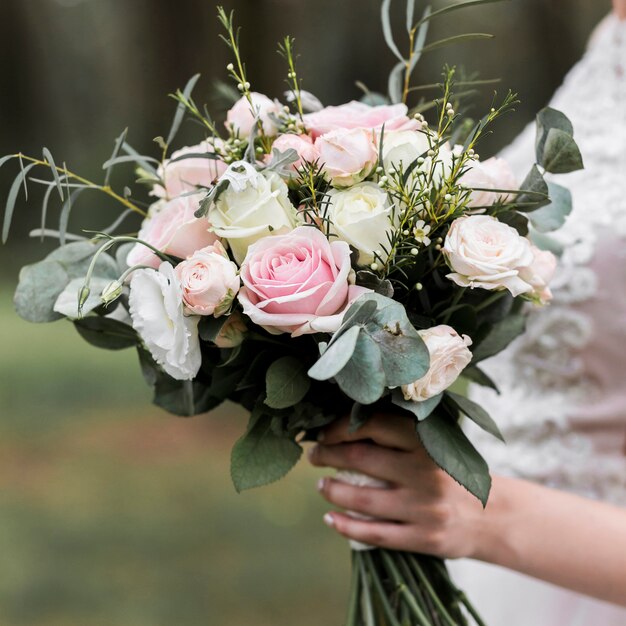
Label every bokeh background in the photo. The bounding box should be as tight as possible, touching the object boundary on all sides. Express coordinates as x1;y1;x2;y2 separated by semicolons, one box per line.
0;1;610;624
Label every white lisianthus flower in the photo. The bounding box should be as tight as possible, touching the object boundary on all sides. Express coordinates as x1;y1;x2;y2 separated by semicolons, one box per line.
325;182;395;266
402;325;473;402
129;262;201;381
210;167;301;264
443;215;535;297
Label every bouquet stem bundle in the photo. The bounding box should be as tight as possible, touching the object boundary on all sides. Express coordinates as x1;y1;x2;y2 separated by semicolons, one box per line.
349;550;485;626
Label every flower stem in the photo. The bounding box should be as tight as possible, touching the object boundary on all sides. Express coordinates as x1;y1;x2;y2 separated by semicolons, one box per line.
346;552;361;626
362;551;402;626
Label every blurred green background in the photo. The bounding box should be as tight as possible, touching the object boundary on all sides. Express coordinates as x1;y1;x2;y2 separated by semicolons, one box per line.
0;0;610;624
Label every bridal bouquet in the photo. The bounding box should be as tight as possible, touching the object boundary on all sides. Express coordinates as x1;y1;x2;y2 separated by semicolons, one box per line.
3;1;583;624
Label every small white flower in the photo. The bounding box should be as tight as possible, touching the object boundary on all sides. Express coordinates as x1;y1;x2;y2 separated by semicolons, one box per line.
413;220;432;247
129;262;201;381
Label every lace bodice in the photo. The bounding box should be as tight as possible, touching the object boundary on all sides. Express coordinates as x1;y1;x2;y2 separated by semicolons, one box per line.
468;14;626;506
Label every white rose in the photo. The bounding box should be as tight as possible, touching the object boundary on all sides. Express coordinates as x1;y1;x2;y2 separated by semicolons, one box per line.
380;130;454;186
443;215;535;296
518;245;557;305
460;157;518;208
315;128;378;187
402;325;473;402
226;92;282;138
175;241;240;316
210;168;301;264
153;140;228;199
325;182;395;266
129;262;201;381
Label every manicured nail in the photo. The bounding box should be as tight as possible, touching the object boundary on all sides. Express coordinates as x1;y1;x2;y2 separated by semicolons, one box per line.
323;513;335;528
317;477;326;492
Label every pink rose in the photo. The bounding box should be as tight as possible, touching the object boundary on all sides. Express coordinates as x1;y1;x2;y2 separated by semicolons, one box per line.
226;92;282;138
519;245;557;305
315;128;378;188
238;226;369;336
461;157;518;207
154;140;227;199
303;101;418;139
127;193;218;269
175;242;240;316
269;133;320;171
402;325;473;401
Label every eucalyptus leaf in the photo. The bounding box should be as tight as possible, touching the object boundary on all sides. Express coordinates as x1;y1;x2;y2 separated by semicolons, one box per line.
103;128;128;186
167;73;201;146
355;271;394;298
198;315;229;343
231;411;303;492
445;391;504;442
530;231;564;256
58;188;85;246
54;277;111;319
417;414;491;506
47;241;118;280
74;316;138;350
461;366;499;393
516;165;550;211
14;260;68;323
335;331;386;405
3;162;37;244
42;147;64;200
265;356;310;410
381;0;404;62
392;389;443;421
529;182;572;233
535;107;573;162
308;325;361;381
541;128;584;174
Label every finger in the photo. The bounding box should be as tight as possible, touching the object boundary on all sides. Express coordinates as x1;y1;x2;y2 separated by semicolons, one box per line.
323;511;419;551
318;477;414;522
320;413;421;451
308;442;430;484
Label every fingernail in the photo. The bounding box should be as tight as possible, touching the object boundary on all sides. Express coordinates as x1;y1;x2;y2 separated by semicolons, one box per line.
317;477;326;492
323;513;335;528
317;431;325;442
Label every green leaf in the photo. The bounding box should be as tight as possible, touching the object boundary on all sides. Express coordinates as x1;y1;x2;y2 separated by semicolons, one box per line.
381;0;404;62
421;33;494;54
54;277;111;319
308;325;361;381
167;73;201;146
198;315;229;343
496;210;529;236
74;316;138;350
472;314;525;362
3;162;37;243
58;188;85;246
530;230;564;256
355;270;394;298
335;331;386;405
42;147;64;200
14;260;68;323
336;299;379;333
103;128;128;187
535;107;573;163
265;356;311;410
392;389;443;421
47;241;118;280
529;182;572;233
516;165;550;211
461;366;499;393
445;391;504;442
417;415;491;506
541;128;584;174
231;411;303;492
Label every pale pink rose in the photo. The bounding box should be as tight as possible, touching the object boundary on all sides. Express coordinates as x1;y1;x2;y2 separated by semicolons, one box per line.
303;101;418;138
175;242;240;317
127;193;218;269
214;312;248;348
443;215;534;297
226;92;282;138
237;226;370;336
402;325;473;401
315;128;378;188
461;157;518;208
519;245;557;305
269;133;320;171
154;140;227;199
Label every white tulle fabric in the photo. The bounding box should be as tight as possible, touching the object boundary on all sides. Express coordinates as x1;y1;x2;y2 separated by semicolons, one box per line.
448;14;626;624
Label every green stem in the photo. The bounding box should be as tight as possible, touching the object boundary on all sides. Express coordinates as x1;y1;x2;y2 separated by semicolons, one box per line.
379;551;430;626
346;552;361;626
407;555;458;626
474;290;508;313
432;560;486;626
362;551;402;626
357;552;376;626
394;554;432;618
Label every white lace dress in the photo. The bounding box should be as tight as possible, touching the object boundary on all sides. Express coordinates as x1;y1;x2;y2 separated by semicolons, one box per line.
447;13;626;624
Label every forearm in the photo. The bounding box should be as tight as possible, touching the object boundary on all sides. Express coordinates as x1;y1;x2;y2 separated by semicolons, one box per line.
476;476;626;606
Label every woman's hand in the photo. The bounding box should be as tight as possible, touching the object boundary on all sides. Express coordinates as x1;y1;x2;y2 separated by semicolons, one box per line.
308;413;491;560
615;0;626;20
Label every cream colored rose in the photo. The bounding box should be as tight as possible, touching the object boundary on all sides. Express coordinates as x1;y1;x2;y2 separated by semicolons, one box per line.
461;157;518;208
325;182;395;266
443;215;535;296
519;245;557;305
402;325;473;402
315;128;378;188
226;92;282;138
209;169;301;264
